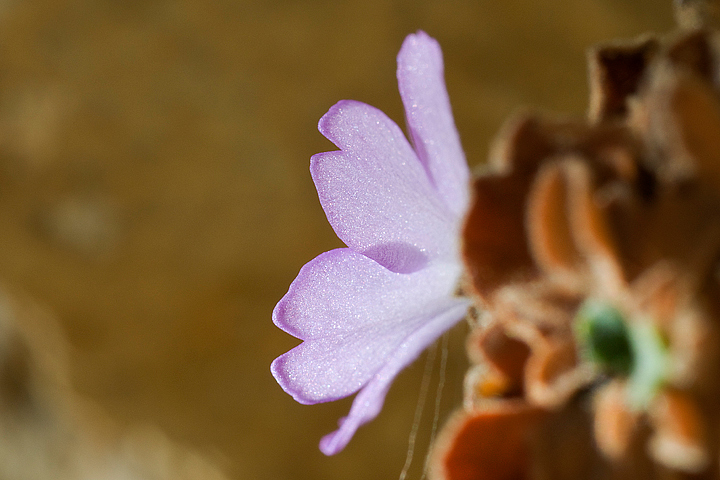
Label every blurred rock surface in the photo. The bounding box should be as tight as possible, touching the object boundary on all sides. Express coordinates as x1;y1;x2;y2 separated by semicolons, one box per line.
0;285;229;480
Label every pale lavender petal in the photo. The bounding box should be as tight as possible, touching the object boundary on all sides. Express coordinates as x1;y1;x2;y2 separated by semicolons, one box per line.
312;100;457;271
319;300;469;455
271;248;467;405
272;32;472;457
397;31;470;217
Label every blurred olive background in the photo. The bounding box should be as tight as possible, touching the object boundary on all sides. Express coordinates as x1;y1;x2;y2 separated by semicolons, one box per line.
0;1;674;479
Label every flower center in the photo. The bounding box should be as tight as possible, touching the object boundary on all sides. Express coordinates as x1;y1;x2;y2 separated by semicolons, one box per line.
575;301;633;375
574;299;669;408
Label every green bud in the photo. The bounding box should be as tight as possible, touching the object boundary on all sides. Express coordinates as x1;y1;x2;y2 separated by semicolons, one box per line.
575;300;633;375
574;299;669;409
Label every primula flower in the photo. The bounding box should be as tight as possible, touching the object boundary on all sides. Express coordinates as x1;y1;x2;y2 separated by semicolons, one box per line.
271;31;471;455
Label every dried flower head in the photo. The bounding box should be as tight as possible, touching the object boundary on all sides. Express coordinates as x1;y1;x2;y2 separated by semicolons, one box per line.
431;20;720;480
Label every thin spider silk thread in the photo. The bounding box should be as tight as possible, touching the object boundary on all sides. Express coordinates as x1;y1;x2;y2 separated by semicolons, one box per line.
420;332;449;480
398;341;438;480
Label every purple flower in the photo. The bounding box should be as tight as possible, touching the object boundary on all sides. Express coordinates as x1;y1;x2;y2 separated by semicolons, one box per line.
271;31;471;456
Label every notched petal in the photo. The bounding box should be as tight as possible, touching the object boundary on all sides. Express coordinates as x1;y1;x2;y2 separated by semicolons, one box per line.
272;249;465;405
311;100;456;262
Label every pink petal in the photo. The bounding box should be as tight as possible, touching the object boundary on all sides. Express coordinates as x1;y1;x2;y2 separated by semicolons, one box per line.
397;31;470;217
312;101;457;272
271;248;467;406
318;299;468;455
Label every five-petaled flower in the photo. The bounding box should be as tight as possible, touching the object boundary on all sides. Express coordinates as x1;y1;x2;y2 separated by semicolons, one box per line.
271;31;471;455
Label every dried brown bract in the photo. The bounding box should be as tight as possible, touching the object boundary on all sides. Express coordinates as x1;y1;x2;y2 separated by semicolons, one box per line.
431;20;720;480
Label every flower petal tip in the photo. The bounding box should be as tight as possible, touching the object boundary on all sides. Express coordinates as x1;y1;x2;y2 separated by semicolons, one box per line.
271;275;308;340
396;31;469;217
318;432;342;456
399;30;441;63
316;99;371;144
270;354;311;405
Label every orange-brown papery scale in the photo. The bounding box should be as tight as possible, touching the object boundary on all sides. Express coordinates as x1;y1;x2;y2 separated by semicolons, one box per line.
430;23;720;480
